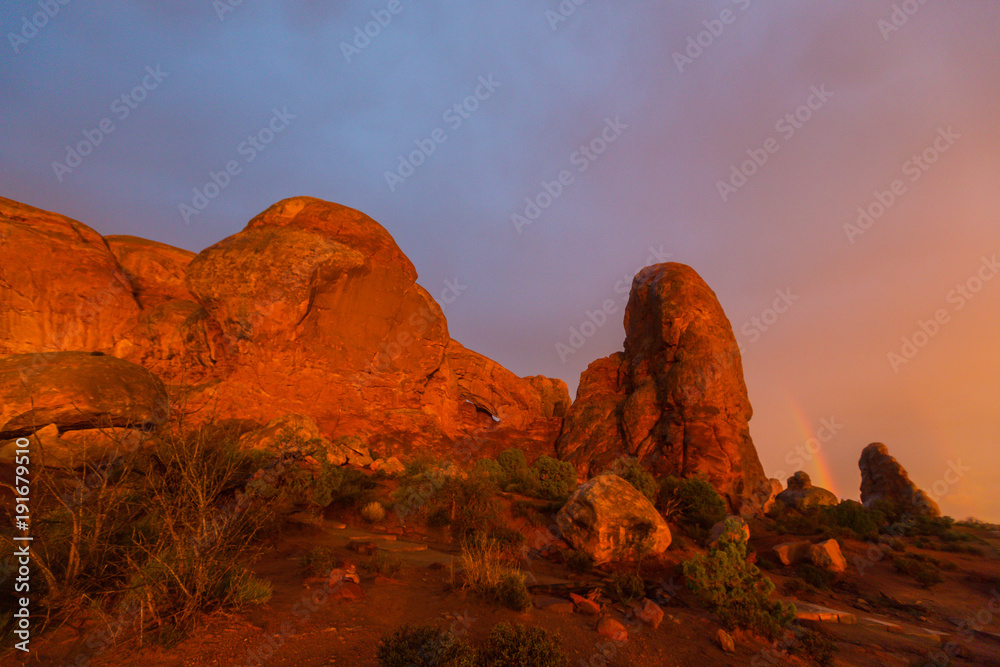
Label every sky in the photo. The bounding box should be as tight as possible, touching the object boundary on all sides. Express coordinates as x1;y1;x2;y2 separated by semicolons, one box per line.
2;1;999;523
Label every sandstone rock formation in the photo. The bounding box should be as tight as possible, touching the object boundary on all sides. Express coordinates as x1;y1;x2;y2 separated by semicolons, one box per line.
808;539;847;573
0;196;568;464
0;351;169;439
0;197;140;356
775;471;838;510
105;235;197;307
859;442;941;517
556;473;671;564
773;540;811;566
557;263;767;510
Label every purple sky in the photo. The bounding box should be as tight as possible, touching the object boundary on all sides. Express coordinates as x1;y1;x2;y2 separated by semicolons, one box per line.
3;1;999;522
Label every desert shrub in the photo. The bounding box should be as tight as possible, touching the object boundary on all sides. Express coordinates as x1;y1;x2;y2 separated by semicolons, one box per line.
300;546;338;576
495;574;532;612
427;506;451;528
476;623;569;667
790;628;836;667
823;500;883;540
892;555;943;588
682;530;796;640
529;456;576;501
796;563;835;591
905;515;956;538
512;500;548;527
604;458;659;503
473;457;504;482
362;501;386;523
377;624;476;667
566;550;593;574
607;570;645;605
658;476;727;530
497;448;528;475
459;535;528;610
363;550;403;578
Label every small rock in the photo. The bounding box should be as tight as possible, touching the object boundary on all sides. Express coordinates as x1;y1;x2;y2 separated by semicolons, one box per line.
773;541;811;566
632;598;664;629
808;539;847;573
347;541;378;555
331;581;365;601
596;616;627;643
535;597;574;614
716;628;735;653
571;592;601;615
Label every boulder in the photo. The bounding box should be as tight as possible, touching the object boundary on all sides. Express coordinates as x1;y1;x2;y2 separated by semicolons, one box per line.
596;616;627;643
370;456;405;475
557;263;768;511
773;541;811;566
716;628;736;653
570;593;601;615
632;598;664;628
0;352;169;439
775;471;838;509
808;539;847;574
707;516;750;548
859;442;941;517
0;198;140;356
556;474;671;564
104;235;197;307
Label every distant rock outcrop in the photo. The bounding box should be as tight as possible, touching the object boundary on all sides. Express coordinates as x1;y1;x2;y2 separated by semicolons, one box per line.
557;263;768;511
859;442;941;517
775;471;838;510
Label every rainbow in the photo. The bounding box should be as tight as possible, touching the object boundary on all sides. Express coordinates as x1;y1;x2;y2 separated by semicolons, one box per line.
785;395;842;498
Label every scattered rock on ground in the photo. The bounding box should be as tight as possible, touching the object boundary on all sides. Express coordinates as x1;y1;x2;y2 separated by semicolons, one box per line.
716;628;735;653
632;598;664;629
809;538;848;573
570;593;602;615
596;616;628;642
773;541;812;566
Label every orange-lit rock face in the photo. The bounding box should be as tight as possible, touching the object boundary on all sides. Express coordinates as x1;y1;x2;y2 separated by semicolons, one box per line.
0;198;140;355
558;262;768;511
0;195;569;462
105;235;197;307
859;442;941;517
178;196;568;458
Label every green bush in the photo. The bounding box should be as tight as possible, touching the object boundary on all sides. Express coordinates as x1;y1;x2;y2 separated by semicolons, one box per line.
791;628;836;667
823;500;884;540
682;532;795;640
497;448;528;474
496;574;532;612
607;570;645;605
363;550;403;578
300;546;338;576
529;456;576;501
658;476;727;529
476;623;569;667
427;506;451;528
892;555;943;589
605;458;659;503
377;624;476;667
